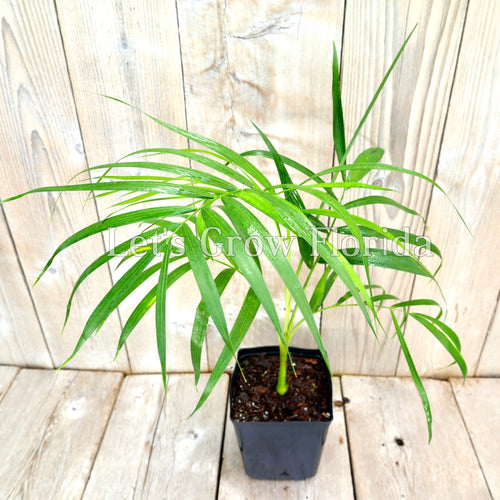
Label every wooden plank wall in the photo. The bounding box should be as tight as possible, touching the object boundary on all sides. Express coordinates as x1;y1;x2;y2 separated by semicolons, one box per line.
0;0;498;376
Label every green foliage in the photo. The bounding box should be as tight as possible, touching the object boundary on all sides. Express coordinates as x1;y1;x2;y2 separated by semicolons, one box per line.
1;30;468;441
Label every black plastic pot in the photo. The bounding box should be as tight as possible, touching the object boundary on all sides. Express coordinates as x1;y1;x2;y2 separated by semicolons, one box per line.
229;346;333;480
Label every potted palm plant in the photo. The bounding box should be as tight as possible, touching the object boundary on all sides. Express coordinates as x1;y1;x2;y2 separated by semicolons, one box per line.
2;30;467;480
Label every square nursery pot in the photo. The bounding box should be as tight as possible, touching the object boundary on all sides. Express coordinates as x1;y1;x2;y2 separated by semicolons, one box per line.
229;346;333;480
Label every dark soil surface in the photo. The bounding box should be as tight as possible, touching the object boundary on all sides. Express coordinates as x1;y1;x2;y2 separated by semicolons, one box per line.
230;352;332;422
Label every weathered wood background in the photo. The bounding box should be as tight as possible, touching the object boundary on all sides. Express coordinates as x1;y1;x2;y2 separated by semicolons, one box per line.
0;0;498;376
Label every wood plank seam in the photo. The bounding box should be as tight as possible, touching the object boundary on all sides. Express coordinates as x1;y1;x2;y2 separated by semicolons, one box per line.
339;376;358;500
474;287;500;377
448;379;494;499
51;0;132;374
214;378;231;500
132;377;166;499
78;372;127;499
319;1;347;345
131;374;169;497
395;0;471;376
0;366;20;404
177;0;234;373
35;370;80;449
173;0;192;142
0;206;55;368
174;0;212;374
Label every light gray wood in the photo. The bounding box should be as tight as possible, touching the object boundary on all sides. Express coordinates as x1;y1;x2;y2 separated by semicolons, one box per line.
323;0;468;376
134;373;229;499
176;0;345;369
55;0;201;373
218;377;354;500
0;371;497;497
0;369;123;500
0;210;52;367
83;374;165;500
402;0;500;377
342;376;491;500
451;378;500;499
0;0;497;379
0;366;19;403
0;0;129;371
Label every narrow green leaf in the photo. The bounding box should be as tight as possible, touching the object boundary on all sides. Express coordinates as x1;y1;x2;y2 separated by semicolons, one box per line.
242;150;342;204
269;182;373;289
221;197;332;371
411;312;461;351
182;224;234;357
289;185;367;253
120;148;256;188
86;161;238;190
336;223;442;274
241;150;316;179
103;95;272;189
191;268;236;385
250;121;315;267
392;299;443;320
370;293;401;303
2;180;215;202
115;261;192;359
297;238;315;268
354;147;385;164
115;286;156;360
340;247;432;277
110;192;156;208
60;245;162;369
191;287;260;415
234;190;377;332
336;284;385;306
250;121;297;203
391;309;432;442
62;227;162;332
310;161;471;237
303;208;344;217
200;207;285;343
156;240;172;390
296;181;396;192
306;162;441;189
340;26;417;165
348;147;384;183
35;206;193;284
309;269;337;312
344;195;422;221
332;41;347;178
410;312;467;378
195;212;211;258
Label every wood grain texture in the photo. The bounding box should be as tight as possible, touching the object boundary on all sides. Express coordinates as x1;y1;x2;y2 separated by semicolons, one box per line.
476;299;500;375
55;0;203;373
0;365;19;403
400;0;500;377
322;0;468;376
134;373;228;499
82;374;165;500
0;369;123;500
450;378;500;499
218;377;354;500
0;0;497;376
342;376;491;500
177;0;345;370
0;0;129;371
0;209;52;367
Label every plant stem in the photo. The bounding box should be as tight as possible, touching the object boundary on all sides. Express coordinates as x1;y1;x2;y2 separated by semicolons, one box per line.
276;338;289;395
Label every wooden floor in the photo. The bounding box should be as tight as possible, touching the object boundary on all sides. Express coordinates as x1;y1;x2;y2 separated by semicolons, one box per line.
0;367;497;500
